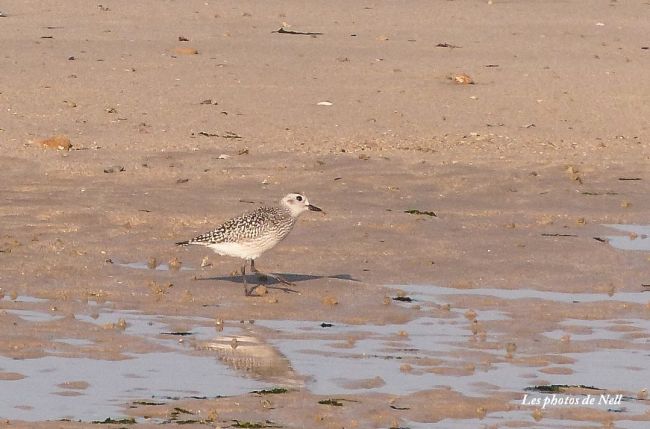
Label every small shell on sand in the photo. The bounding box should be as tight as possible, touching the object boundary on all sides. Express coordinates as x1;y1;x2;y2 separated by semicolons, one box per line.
322;296;338;306
172;46;199;55
464;309;477;321
253;285;268;296
168;257;182;271
400;364;413;373
452;73;474;84
38;135;72;150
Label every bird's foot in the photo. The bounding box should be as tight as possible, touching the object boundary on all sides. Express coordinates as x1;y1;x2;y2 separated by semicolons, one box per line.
274;274;295;287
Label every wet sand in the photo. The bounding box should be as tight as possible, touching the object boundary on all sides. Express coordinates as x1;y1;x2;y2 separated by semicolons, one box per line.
1;1;650;428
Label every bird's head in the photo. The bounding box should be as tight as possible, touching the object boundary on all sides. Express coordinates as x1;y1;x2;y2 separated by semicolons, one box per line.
280;193;322;217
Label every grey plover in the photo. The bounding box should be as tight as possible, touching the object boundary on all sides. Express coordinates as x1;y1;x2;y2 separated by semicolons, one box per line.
176;193;321;296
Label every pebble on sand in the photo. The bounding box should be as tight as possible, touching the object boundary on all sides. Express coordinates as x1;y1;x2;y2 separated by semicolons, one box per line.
322;296;338;306
38;135;72;151
452;73;474;85
168;256;182;271
253;285;268;296
172;46;199;55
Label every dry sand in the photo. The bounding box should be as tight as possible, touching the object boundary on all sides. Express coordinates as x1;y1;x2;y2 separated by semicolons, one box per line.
1;1;650;428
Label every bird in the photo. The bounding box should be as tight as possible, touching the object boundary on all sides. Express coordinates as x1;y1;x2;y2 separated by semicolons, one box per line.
176;193;322;296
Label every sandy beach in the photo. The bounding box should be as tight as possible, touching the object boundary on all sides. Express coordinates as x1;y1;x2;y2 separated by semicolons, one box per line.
1;1;649;427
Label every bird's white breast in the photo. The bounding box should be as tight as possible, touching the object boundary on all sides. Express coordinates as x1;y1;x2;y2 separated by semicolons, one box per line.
207;237;280;260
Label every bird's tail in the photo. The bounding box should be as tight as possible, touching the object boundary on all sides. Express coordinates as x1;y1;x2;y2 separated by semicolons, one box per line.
175;240;190;246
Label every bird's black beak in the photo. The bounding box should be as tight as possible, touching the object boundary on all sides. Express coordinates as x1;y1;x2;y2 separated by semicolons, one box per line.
308;204;322;212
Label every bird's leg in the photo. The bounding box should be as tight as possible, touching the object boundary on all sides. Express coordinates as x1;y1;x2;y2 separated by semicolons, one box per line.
250;259;266;280
250;259;295;287
241;261;251;296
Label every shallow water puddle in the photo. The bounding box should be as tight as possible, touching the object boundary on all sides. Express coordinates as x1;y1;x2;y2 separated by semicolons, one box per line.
255;314;649;426
256;316;508;396
0;352;265;421
5;308;66;322
411;414;650;429
392;285;650;392
557;349;650;393
543;318;650;343
391;283;648;304
0;302;276;421
1;294;49;303
408;414;592;429
381;285;650;420
2;291;648;426
604;224;650;251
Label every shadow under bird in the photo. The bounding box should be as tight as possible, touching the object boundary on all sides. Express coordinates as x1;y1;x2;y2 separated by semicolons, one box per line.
176;193;322;296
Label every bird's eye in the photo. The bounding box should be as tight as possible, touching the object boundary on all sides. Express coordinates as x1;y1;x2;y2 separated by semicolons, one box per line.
296;196;303;202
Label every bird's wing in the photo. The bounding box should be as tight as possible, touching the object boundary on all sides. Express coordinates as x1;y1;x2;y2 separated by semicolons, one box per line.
187;208;270;244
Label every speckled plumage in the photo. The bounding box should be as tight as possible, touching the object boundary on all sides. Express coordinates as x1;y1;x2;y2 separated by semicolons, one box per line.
176;193;322;295
189;206;295;245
